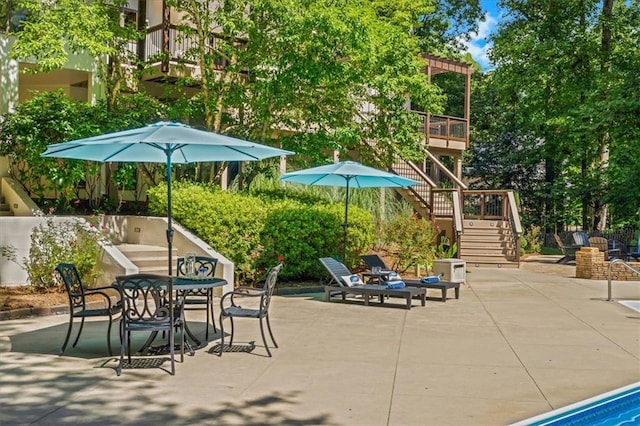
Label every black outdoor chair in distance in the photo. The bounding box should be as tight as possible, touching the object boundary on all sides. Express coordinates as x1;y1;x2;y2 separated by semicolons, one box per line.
176;255;219;340
56;263;122;356
218;263;283;357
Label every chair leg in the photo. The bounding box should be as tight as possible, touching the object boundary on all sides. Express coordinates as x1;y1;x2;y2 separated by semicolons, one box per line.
72;317;85;348
229;317;235;346
179;321;185;363
209;290;217;334
106;314;114;357
218;314;225;356
265;315;278;348
127;331;132;363
59;314;74;356
169;326;175;376
204;296;211;341
117;323;126;376
259;318;272;357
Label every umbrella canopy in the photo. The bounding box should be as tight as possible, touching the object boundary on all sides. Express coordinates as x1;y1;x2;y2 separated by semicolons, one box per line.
42;121;294;274
279;161;417;261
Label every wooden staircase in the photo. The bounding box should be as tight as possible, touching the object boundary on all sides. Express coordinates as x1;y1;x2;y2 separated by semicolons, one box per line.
458;219;518;268
388;157;522;268
117;243;177;274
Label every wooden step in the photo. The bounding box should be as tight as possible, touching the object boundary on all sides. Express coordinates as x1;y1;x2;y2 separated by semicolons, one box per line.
459;218;519;267
464;219;510;229
464;260;519;269
461;239;515;248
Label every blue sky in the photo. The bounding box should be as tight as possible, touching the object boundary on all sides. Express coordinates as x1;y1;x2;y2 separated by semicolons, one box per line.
462;0;502;71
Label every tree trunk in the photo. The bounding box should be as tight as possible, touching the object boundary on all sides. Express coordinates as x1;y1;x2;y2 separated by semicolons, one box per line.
593;0;614;231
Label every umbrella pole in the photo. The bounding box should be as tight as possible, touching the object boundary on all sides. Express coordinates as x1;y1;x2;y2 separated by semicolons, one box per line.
166;152;174;275
342;178;350;263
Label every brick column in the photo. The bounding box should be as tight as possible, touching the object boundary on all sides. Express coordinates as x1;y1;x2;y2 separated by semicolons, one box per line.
576;247;603;279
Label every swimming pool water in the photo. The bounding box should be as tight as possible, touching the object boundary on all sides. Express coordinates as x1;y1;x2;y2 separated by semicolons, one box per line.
513;382;640;426
618;300;640;314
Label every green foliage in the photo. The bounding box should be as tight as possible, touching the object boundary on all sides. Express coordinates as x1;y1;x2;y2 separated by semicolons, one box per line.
481;0;640;231
11;0;144;108
521;225;542;255
0;217;110;292
148;181;373;283
434;241;458;260
164;0;444;169
0;90;98;210
0;90;168;211
382;211;438;274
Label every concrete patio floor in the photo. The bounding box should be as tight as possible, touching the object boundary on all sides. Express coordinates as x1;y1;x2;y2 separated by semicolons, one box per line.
1;256;639;425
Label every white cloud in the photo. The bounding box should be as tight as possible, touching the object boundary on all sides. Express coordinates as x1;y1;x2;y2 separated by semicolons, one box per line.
461;12;498;71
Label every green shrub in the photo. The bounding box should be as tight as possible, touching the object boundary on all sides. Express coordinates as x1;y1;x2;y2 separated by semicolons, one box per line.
522;225;542;254
382;212;438;273
148;181;374;283
1;217;110;292
258;201;373;279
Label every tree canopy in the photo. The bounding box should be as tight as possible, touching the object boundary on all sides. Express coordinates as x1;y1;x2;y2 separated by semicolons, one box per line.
468;0;640;231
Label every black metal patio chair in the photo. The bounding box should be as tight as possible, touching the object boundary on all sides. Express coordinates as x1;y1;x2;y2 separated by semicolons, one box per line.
176;255;218;340
115;274;185;376
218;263;283;357
55;263;122;356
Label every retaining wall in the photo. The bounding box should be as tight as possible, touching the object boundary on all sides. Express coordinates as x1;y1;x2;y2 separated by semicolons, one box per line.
576;247;640;280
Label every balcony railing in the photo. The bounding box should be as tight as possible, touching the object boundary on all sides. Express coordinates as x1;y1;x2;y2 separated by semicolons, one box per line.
127;24;230;68
411;111;468;147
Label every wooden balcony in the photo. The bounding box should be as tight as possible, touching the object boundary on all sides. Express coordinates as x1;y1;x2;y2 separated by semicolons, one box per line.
412;111;469;151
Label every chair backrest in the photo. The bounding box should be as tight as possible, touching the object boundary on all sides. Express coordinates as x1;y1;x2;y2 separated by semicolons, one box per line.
257;263;283;315
588;237;608;253
573;231;590;247
361;254;389;270
115;274;173;324
553;234;567;252
176;256;218;277
319;257;352;287
609;239;628;254
55;263;87;310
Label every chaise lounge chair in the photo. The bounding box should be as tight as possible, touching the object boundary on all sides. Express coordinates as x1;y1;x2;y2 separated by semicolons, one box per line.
319;257;425;310
360;254;461;302
361;254;394;273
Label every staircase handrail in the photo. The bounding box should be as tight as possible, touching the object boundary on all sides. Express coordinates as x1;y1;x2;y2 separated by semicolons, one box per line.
426;152;468;190
506;191;522;236
506;191;522;266
398;160;437;188
451;189;464;257
607;259;640;301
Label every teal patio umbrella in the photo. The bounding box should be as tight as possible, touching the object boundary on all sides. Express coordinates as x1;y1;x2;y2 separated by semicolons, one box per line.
279;161;417;261
42;121;294;274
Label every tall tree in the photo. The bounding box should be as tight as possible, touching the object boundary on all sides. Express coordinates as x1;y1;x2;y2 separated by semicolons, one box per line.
166;0;444;171
488;0;640;231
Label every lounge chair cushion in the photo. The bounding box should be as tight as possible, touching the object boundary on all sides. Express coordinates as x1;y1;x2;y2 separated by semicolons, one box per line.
341;274;364;287
387;271;402;281
385;281;405;289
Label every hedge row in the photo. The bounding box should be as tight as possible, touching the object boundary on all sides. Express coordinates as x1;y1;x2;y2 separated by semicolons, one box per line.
148;182;373;283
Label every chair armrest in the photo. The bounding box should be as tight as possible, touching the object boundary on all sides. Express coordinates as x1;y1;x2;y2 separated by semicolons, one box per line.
220;290;263;310
235;286;265;294
83;288;120;310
